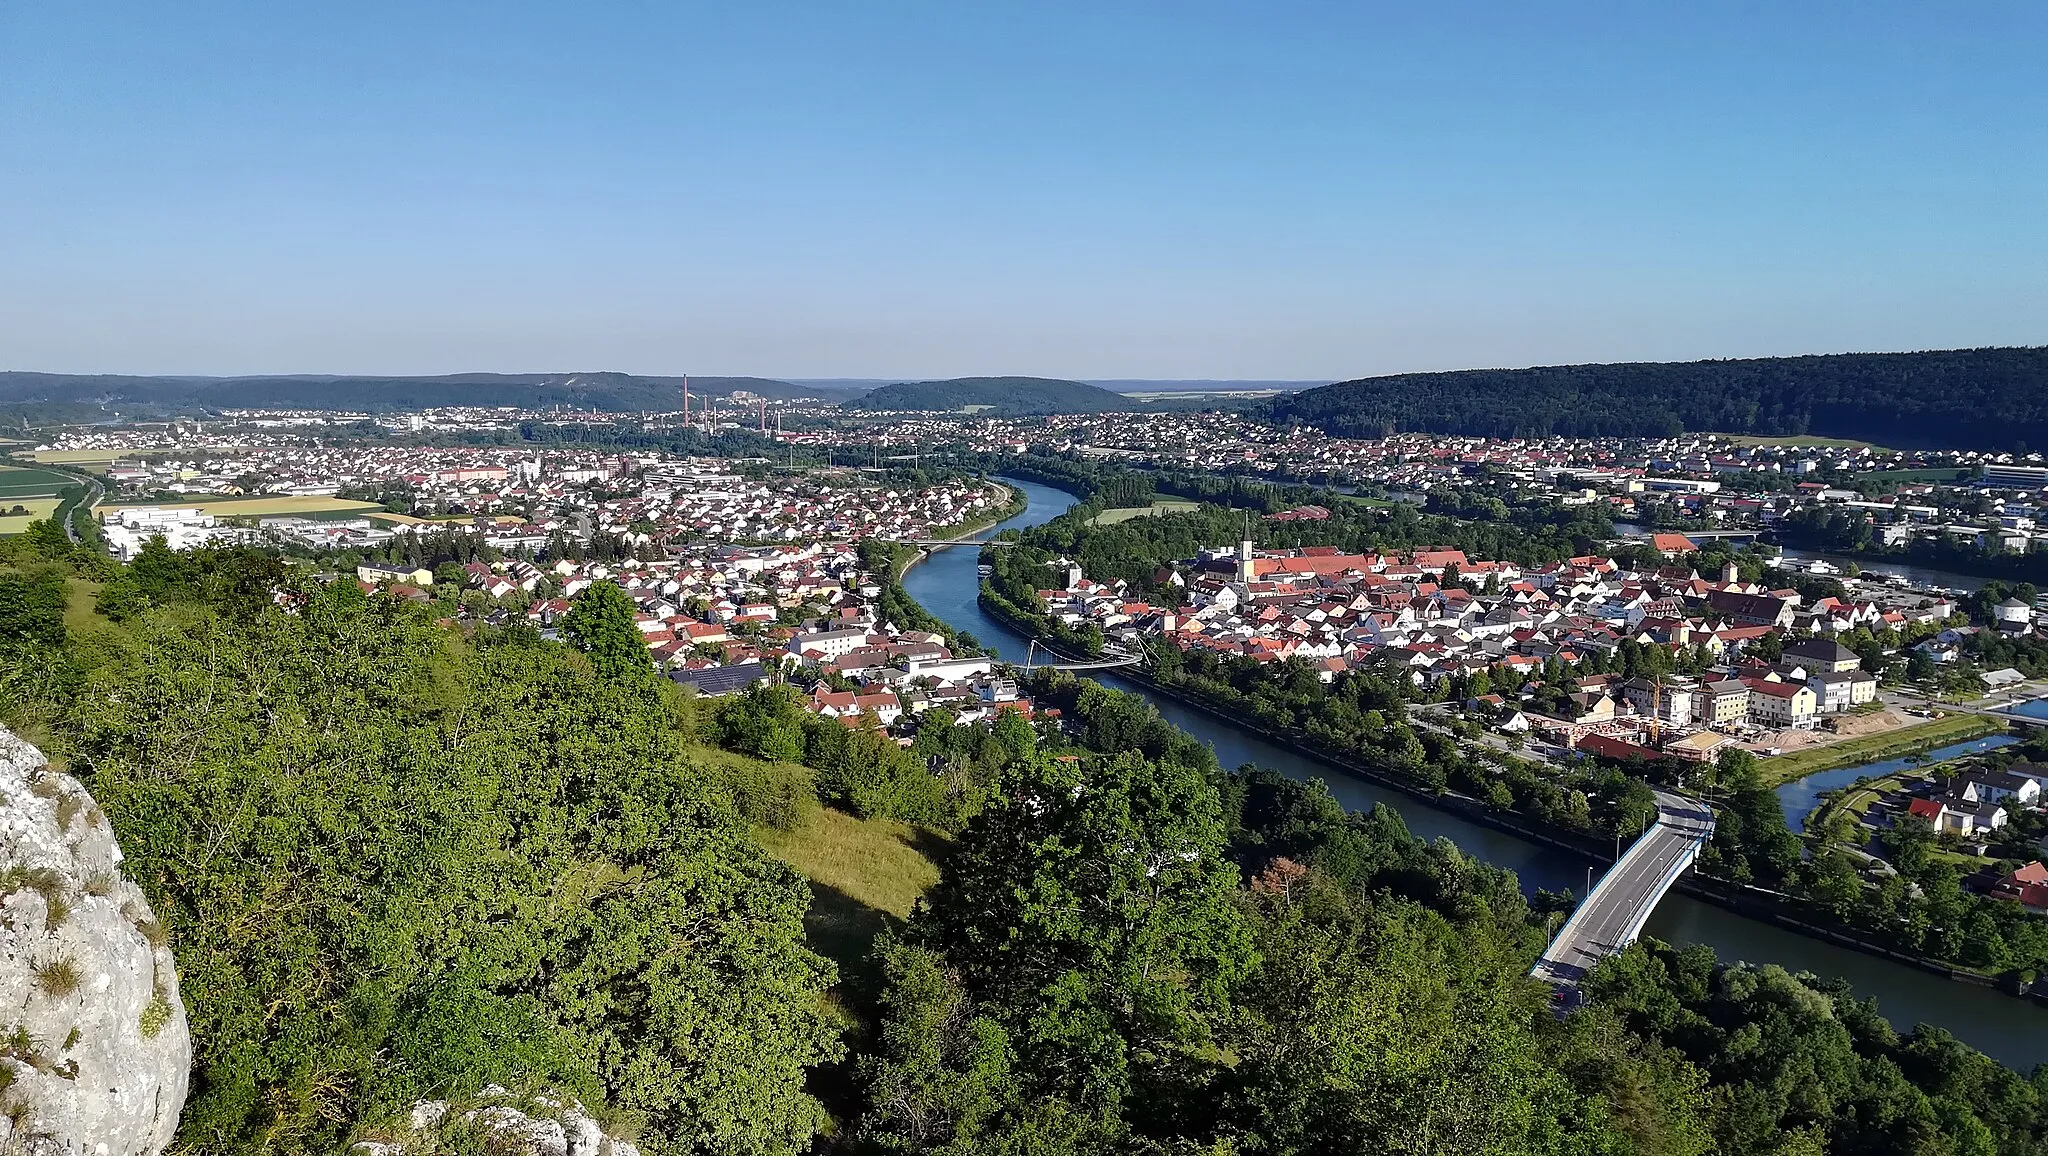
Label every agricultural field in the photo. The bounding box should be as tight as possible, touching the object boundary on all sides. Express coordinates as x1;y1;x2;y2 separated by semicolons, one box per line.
1089;498;1200;526
27;448;129;467
0;497;63;535
0;465;78;496
101;495;382;519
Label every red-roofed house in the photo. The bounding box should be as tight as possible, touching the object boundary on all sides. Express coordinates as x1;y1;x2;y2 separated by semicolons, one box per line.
1992;862;2048;911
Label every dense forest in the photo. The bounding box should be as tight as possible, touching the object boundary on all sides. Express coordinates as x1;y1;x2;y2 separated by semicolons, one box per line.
0;371;842;416
1259;347;2048;449
842;377;1134;415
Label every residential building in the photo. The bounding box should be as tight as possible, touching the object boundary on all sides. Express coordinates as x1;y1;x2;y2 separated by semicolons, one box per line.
1741;677;1817;729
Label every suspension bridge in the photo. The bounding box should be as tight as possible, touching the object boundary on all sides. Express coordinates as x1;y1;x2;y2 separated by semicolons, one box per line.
1014;639;1144;672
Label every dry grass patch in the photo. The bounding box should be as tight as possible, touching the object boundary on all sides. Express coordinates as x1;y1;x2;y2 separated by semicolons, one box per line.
101;495;381;518
753;806;948;976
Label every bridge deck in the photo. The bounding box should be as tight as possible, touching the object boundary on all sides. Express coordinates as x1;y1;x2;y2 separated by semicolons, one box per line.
1533;790;1715;992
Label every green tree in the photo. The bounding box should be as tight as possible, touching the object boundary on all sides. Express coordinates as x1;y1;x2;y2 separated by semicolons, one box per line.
914;750;1255;1115
562;580;648;679
0;565;70;652
857;942;1014;1150
62;583;840;1155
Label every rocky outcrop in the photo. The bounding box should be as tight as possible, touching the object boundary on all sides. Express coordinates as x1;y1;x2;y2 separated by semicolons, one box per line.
0;729;190;1156
354;1089;639;1156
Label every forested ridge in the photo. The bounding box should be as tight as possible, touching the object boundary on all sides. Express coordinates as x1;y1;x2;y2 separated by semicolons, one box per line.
842;377;1133;415
1260;347;2048;448
1;514;2044;1155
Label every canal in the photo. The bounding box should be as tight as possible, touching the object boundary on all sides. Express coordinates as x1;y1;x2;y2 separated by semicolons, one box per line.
903;478;2048;1070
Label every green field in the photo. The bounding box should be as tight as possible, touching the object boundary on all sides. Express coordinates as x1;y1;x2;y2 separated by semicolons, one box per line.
752;805;946;976
1755;712;2002;787
1090;499;1201;526
1849;468;1969;484
0;465;72;533
0;466;78;495
368;511;521;526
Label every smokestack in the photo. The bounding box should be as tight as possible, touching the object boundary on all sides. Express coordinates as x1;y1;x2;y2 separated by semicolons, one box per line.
681;375;689;421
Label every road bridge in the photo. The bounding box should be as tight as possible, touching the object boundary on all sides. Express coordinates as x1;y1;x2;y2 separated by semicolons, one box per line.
1532;790;1716;998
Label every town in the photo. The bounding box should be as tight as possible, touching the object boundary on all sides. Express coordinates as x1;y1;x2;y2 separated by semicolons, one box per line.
9;401;2048;964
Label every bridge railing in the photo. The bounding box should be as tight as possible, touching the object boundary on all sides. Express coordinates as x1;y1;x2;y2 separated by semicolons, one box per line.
1531;804;1713;985
1533;822;1665;982
1611;825;1713;949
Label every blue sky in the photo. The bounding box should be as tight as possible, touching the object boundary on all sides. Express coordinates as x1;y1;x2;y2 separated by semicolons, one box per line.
3;1;2044;379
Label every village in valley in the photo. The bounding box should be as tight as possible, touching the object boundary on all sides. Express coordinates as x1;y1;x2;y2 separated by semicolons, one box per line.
11;400;2048;915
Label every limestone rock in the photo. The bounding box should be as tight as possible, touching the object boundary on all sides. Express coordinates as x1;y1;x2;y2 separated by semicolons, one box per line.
357;1088;638;1156
0;729;190;1156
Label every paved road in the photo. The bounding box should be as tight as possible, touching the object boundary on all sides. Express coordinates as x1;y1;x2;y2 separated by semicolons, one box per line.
54;470;103;544
1533;789;1716;989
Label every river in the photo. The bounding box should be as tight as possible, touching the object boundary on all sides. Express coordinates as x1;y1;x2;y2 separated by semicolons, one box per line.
902;478;2048;1070
1612;521;1991;593
1775;736;2021;831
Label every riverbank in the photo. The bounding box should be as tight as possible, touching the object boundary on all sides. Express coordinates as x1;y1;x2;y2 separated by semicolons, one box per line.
900;475;2048;1063
1757;713;2005;788
865;482;1027;657
891;482;1025;576
977;585;2044;1003
1773;536;2048;590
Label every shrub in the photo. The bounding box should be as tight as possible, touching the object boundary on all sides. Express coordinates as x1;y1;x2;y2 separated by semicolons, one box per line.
1;867;72;929
33;956;81;999
713;756;819;832
139;994;172;1041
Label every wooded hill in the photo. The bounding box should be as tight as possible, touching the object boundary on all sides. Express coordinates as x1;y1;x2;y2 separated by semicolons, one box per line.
1260;347;2048;449
0;371;849;415
841;375;1134;415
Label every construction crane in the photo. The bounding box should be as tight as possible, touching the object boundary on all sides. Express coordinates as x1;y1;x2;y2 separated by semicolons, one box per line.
1650;676;1662;745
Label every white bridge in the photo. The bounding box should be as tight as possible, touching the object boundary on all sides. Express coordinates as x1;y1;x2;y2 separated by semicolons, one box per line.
1532;790;1716;1000
1014;638;1143;672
